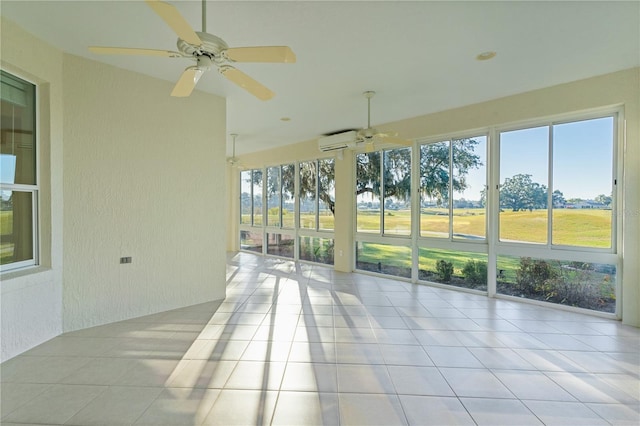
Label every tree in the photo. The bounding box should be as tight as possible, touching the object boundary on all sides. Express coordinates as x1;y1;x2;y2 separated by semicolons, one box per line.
420;139;482;206
552;190;566;208
356;139;482;207
595;194;612;206
248;138;482;218
500;174;548;211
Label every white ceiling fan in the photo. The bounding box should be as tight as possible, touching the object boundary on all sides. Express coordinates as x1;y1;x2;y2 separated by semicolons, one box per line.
88;0;296;100
319;91;411;152
227;133;243;168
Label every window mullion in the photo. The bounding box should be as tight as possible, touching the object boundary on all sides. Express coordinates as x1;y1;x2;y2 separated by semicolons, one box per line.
380;151;385;236
547;125;553;248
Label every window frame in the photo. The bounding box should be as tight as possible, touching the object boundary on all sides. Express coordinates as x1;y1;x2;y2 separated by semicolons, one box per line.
416;131;489;244
0;69;39;272
495;110;619;254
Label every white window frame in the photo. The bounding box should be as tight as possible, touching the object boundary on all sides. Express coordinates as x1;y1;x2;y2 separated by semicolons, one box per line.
0;70;39;273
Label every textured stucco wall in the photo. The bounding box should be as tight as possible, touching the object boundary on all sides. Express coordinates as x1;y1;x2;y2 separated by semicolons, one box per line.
1;17;65;361
62;54;227;332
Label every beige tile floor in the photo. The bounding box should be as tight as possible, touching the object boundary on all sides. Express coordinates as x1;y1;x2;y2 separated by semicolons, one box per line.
1;252;639;425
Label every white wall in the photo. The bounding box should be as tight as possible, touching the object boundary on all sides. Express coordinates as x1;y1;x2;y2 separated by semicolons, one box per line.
62;54;227;332
1;18;64;361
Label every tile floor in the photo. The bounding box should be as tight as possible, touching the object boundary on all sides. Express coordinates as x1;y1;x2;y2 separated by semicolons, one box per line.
1;252;639;425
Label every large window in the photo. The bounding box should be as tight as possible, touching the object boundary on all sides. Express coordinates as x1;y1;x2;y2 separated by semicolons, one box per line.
1;70;37;270
496;115;618;312
356;147;412;235
355;147;412;279
239;159;335;265
420;136;486;240
498;117;614;248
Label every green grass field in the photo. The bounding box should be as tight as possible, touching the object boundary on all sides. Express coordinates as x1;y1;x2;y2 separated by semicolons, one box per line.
242;208;612;248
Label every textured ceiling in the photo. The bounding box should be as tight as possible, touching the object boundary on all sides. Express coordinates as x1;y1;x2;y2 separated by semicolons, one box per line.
2;0;639;155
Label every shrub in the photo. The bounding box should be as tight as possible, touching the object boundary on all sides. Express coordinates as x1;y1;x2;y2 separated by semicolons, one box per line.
516;257;557;294
436;260;454;282
462;260;488;285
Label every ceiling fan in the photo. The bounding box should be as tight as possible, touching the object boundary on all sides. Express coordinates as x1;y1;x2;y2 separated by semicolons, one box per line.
88;0;296;100
319;91;411;152
227;133;243;168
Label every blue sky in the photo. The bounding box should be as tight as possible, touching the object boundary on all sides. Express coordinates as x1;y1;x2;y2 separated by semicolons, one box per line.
499;117;614;200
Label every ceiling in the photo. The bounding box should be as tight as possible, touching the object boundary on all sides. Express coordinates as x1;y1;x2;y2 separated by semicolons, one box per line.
2;1;639;156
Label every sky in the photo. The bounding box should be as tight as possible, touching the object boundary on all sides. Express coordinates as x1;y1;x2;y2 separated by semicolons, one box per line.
499;116;614;200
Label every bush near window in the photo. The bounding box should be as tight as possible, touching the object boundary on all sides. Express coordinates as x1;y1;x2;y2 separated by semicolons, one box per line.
435;260;454;282
462;260;488;285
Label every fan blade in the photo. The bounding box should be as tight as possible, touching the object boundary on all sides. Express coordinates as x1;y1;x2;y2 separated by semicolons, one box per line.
219;67;275;101
223;46;296;63
171;67;203;97
89;46;183;57
145;0;202;46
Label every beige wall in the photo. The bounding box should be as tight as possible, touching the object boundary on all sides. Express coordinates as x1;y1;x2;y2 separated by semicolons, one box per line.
62;54;227;332
233;68;640;327
1;17;65;361
1;17;228;360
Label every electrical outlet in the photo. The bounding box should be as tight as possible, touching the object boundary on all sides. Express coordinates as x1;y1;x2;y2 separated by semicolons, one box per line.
120;257;132;264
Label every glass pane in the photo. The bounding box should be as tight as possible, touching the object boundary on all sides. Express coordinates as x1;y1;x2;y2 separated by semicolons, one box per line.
299;236;334;265
266;166;281;227
419;248;487;292
266;233;294;258
299;161;316;229
383;148;411;236
281;164;295;228
240;230;263;254
452;136;486;240
356;152;381;233
497;255;616;313
552;117;613;248
420;141;450;238
0;191;33;265
499;126;549;244
318;158;335;231
355;241;411;278
240;170;252;225
252;170;263;226
1;71;36;185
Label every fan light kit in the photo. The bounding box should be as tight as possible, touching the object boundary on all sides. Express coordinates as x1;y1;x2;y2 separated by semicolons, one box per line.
89;0;296;100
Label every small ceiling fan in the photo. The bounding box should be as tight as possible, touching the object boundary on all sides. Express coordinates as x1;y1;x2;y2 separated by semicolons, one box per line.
89;0;296;100
227;133;243;168
321;91;411;152
355;91;411;150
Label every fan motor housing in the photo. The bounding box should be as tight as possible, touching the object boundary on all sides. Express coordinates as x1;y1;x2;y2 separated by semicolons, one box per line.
177;32;229;61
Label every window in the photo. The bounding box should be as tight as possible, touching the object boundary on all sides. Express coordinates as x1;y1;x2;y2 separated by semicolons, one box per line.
496;115;618;313
318;158;335;231
300;159;335;232
356;147;412;236
281;164;295;228
420;136;486;240
498;117;615;248
299;161;316;229
356;152;381;233
252;170;263;226
240;170;252;225
1;70;37;270
266;166;281;227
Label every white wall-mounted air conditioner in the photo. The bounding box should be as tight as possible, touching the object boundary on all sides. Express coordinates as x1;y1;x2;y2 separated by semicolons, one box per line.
318;130;357;152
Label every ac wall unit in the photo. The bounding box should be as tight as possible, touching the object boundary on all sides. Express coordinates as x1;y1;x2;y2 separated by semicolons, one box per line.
318;130;357;152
